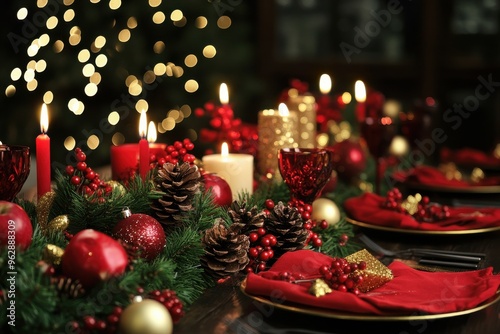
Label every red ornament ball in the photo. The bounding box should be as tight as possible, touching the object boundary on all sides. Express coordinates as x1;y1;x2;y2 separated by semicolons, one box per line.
0;201;33;250
113;208;166;261
329;139;367;182
202;173;232;207
61;229;129;288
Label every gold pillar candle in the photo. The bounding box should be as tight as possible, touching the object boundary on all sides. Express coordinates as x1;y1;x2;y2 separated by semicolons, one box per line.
284;88;317;148
257;105;298;178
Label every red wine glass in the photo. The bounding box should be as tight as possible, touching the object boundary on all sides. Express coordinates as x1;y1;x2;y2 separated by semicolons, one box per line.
0;145;31;201
278;148;334;204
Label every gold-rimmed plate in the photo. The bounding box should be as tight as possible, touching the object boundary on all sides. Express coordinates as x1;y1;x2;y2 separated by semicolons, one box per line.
240;279;500;321
345;217;500;235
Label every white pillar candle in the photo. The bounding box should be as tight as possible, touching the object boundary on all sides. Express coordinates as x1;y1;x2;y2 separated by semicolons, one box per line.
202;142;254;199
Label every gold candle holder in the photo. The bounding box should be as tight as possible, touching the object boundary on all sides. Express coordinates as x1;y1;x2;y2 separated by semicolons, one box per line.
257;108;298;179
284;88;317;148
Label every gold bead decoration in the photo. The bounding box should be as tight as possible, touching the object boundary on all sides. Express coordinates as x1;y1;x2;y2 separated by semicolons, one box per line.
401;193;422;215
118;298;173;334
107;180;126;196
471;167;485;183
42;244;65;266
308;279;332;297
47;215;70;233
36;191;56;235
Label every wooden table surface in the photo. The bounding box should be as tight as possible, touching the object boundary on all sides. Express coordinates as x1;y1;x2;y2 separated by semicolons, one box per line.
176;228;500;334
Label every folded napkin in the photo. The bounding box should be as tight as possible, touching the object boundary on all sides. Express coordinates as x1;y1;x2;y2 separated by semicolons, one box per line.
393;165;500;188
245;250;500;315
441;147;500;169
344;192;500;231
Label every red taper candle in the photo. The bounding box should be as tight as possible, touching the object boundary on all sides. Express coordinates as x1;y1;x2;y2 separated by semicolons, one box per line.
36;103;51;198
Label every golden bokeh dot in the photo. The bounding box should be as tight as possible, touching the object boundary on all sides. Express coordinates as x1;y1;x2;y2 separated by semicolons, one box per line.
64;0;75;5
78;49;90;63
85;83;98;96
112;132;125;145
170;9;183;21
90;42;101;53
149;0;162;7
143;71;156;84
64;9;75;22
162;117;175;131
68;98;79;112
11;68;22;81
173;66;184;78
129;83;142;96
153;41;165;54
69;34;81;46
195;16;208;29
109;0;122;10
165;66;173;77
35;60;47;72
75;101;85;115
27;60;37;70
108;111;120;125
39;34;50;47
90;72;102;84
94;36;106;48
87;135;100;150
174;17;187;27
17;8;28;20
95;54;108;67
70;26;81;35
118;29;131;42
135;99;149;112
46;16;58;29
153;63;166;76
217;16;232;29
153;11;165;24
125;75;138;87
24;69;35;82
180;104;192;117
37;0;48;8
53;40;64;53
82;63;95;77
168;109;180;120
27;79;38;91
5;85;16;97
127;17;138;29
27;45;39;57
43;91;54;104
90;0;100;3
184;54;198;67
184;79;199;93
203;45;216;58
64;136;76;151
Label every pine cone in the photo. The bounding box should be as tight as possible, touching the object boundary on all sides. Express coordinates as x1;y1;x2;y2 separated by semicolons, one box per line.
228;201;266;234
265;201;308;256
151;162;201;231
51;276;85;298
201;219;250;279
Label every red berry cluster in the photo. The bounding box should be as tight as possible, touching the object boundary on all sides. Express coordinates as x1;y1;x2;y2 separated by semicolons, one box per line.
67;306;123;334
148;289;185;323
285;199;328;248
319;257;367;295
151;139;196;169
245;227;277;273
382;188;451;222
65;148;112;201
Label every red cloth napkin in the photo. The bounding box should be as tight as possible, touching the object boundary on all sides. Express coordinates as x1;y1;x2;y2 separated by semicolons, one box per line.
441;147;500;169
393;165;500;188
245;250;500;315
343;192;500;231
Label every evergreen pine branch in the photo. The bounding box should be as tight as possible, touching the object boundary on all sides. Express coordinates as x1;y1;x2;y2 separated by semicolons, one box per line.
318;217;360;258
184;191;229;231
253;180;290;206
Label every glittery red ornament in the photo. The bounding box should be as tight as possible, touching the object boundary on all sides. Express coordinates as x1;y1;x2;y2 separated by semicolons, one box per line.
113;208;166;261
330;139;368;182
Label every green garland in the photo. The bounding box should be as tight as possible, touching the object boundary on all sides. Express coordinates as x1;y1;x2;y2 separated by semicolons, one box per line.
0;169;359;333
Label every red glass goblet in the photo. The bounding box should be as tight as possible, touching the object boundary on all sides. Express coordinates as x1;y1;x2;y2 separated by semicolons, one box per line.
0;145;31;201
278;148;334;204
360;116;396;194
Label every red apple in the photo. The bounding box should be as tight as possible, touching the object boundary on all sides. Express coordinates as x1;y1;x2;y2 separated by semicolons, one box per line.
202;173;233;206
61;229;129;288
0;201;33;250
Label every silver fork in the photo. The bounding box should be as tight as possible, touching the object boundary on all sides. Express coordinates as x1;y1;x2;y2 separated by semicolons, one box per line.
357;234;484;265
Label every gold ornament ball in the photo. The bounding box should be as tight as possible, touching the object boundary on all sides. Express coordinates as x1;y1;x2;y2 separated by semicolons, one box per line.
312;198;341;226
118;299;173;334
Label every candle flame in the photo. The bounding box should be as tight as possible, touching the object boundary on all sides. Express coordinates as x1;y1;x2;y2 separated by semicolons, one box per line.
139;111;147;138
221;142;229;157
319;74;332;94
278;103;289;116
40;103;49;133
219;83;229;105
0;141;2;145
147;121;157;143
354;80;366;103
